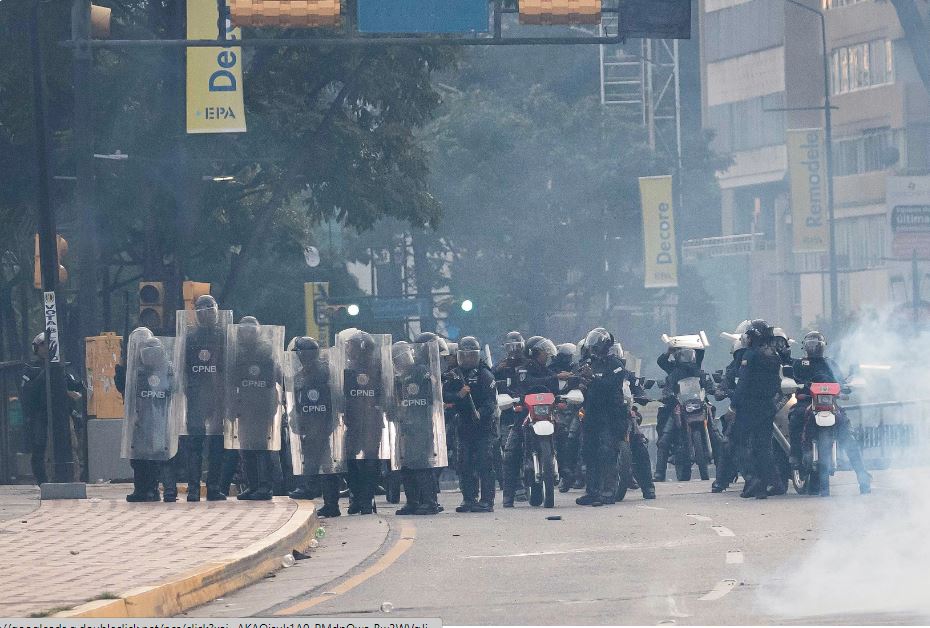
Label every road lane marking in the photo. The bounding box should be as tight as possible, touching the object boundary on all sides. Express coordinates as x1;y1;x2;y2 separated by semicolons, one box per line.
711;525;735;537
699;579;737;601
725;550;744;564
274;523;416;615
466;539;691;559
636;505;666;511
684;513;712;522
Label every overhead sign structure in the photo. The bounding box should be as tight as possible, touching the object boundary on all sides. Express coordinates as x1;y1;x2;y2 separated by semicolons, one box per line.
788;129;829;253
640;175;679;289
357;0;489;33
43;291;61;363
621;0;691;39
187;0;247;134
371;297;425;321
304;282;331;347
887;176;930;258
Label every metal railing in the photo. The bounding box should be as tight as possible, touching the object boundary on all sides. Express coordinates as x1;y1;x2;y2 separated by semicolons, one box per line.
845;399;930;468
0;361;27;484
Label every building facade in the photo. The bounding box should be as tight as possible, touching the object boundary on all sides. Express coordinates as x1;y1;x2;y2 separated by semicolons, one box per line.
692;0;930;334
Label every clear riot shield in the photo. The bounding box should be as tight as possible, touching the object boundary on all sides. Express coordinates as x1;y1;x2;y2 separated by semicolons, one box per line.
390;340;447;471
224;324;285;451
176;309;233;436
336;330;394;460
285;348;346;475
120;332;183;461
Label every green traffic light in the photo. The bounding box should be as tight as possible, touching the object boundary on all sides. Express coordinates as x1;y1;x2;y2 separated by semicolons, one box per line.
461;299;474;312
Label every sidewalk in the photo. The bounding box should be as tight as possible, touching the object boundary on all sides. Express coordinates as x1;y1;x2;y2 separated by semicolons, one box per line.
0;484;317;618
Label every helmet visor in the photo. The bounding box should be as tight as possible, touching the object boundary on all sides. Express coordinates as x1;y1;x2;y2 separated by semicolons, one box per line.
457;349;480;369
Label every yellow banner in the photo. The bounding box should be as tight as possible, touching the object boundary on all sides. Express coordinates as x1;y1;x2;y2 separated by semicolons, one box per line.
640;176;678;289
304;282;331;348
788;128;828;252
186;0;246;134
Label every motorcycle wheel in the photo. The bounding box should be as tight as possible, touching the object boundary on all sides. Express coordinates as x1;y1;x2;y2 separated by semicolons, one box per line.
817;428;834;496
693;429;710;481
539;439;556;508
616;441;633;502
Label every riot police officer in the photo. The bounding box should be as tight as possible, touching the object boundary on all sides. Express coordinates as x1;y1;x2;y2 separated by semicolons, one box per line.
575;328;631;506
654;345;706;482
226;317;284;501
444;336;498;513
552;343;583;492
285;336;344;516
178;295;231;501
712;320;751;493
732;320;782;499
495;331;526;494
342;330;392;515
789;331;871;494
121;332;181;502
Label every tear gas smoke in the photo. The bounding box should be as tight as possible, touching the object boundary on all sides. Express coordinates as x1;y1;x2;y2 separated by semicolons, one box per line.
758;306;930;620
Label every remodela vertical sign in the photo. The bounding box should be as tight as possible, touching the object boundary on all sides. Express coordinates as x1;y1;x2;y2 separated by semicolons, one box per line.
788;129;828;252
640;175;679;288
186;0;246;134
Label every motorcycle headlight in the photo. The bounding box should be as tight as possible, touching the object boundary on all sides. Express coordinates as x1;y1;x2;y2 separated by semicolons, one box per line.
684;401;702;413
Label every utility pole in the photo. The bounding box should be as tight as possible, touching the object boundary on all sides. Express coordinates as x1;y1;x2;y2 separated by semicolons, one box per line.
30;0;75;483
73;0;100;343
784;0;839;328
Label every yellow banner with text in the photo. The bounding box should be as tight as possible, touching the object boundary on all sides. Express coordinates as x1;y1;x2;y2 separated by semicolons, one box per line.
640;175;679;289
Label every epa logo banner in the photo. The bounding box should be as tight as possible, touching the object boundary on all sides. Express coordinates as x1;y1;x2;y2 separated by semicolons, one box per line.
186;0;247;134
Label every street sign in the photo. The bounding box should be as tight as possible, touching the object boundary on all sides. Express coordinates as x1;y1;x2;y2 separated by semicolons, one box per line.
621;0;691;39
357;0;489;33
43;291;60;363
888;176;930;258
371;297;425;321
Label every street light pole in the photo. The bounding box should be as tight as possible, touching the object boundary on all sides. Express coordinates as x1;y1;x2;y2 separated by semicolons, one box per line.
785;0;839;328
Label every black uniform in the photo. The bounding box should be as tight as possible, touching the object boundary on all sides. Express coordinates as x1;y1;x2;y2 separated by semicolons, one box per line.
182;325;226;498
654;350;706;480
550;354;582;491
445;362;498;509
344;364;386;512
291;358;340;507
625;377;657;499
713;349;748;491
502;359;565;504
495;355;528;497
789;356;869;484
733;344;781;497
128;364;177;498
21;361;81;485
232;340;281;496
392;362;441;513
578;354;630;504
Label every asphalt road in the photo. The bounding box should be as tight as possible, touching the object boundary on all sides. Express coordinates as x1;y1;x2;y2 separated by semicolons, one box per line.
185;469;930;625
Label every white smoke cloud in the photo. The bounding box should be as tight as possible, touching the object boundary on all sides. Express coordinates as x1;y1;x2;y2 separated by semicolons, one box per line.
758;306;930;620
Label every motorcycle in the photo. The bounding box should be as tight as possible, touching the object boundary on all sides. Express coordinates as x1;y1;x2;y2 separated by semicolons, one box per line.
497;388;583;508
669;376;714;481
783;371;852;497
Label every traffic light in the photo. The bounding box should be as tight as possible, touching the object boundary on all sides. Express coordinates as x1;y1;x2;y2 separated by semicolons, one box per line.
138;281;165;331
182;281;212;311
33;233;69;290
228;0;341;28
90;5;111;38
519;0;601;25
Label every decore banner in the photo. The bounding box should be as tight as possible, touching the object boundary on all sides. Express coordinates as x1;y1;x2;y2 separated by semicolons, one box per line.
304;282;331;348
788;128;828;252
186;0;246;134
640;175;679;289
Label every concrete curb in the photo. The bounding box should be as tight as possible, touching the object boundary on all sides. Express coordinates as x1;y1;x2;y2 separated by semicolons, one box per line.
55;498;319;618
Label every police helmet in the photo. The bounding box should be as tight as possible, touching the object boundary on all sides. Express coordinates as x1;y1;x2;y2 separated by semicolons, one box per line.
140;336;167;368
584;328;614;358
457;336;482;369
414;331;449;357
504;331;525;358
346;330;376;362
529;338;557;366
523;336;544;359
194;295;219;325
803;331;826;358
392;341;415;371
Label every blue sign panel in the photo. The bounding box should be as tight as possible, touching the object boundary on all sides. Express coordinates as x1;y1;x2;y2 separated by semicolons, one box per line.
357;0;490;34
371;297;427;321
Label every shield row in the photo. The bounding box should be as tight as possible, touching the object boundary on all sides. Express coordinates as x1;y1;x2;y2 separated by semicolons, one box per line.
120;315;447;476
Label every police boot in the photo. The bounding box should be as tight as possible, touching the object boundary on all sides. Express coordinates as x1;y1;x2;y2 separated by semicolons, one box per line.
575;493;601;506
711;480;727;493
396;480;419;515
456;499;477;513
572;476;585;490
289;487;317;500
206;489;227;501
318;504;341;518
558;473;572;493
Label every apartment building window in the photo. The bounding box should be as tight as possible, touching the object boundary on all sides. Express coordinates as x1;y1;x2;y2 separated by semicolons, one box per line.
833;128;903;176
835;215;887;270
822;0;869;8
830;39;893;95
